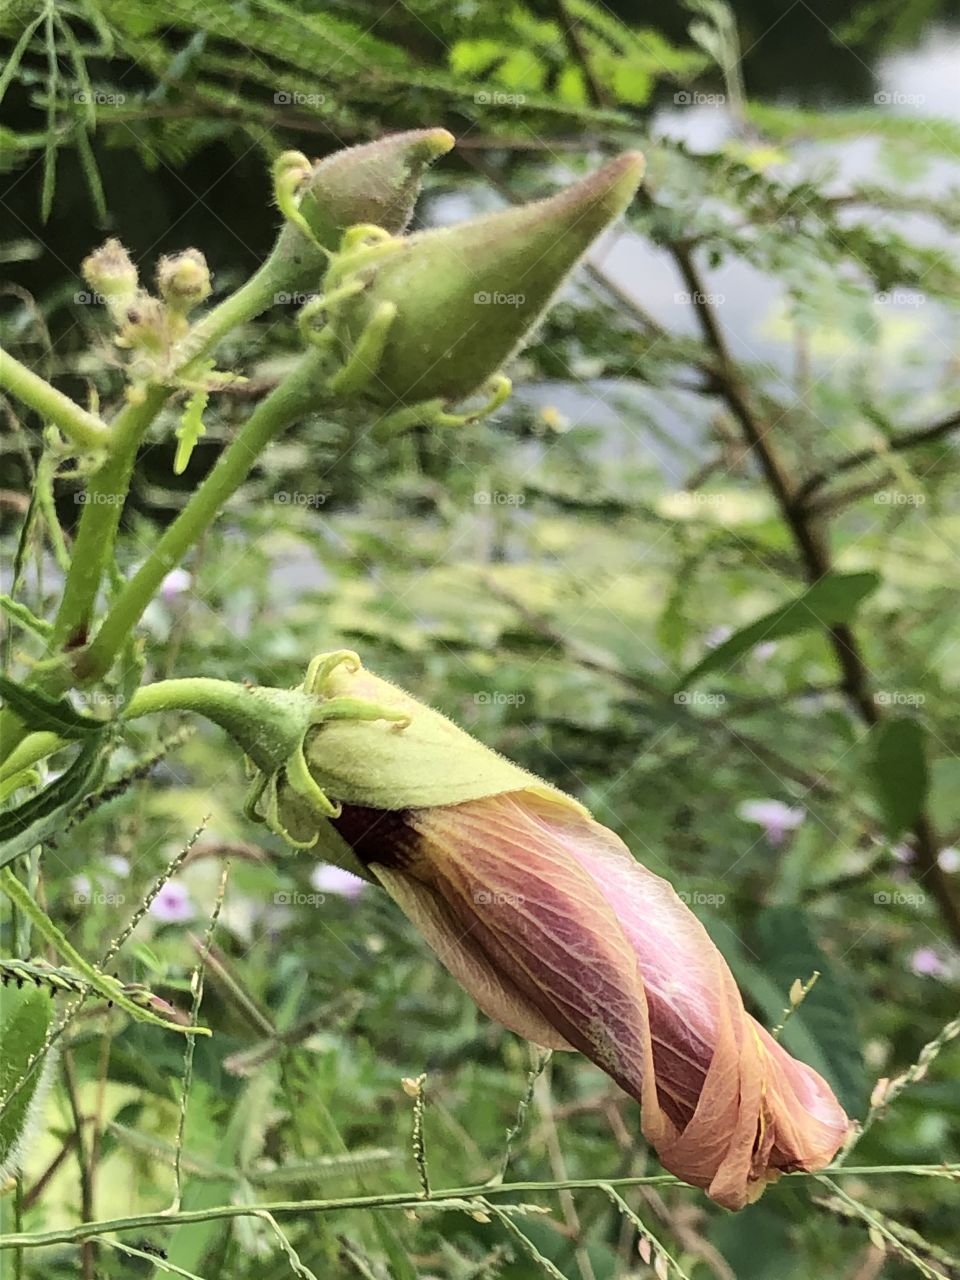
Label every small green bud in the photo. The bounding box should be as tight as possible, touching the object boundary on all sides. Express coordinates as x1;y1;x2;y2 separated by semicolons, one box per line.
272;129;454;290
156;249;212;314
81;237;139;321
331;151;645;406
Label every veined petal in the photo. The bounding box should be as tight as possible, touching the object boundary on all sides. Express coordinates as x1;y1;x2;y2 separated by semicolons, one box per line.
373;862;572;1050
329;788;850;1210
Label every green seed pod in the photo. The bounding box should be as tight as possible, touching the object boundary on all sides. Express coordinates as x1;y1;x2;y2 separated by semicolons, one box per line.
330;151;644;406
272;129;454;290
0;981;55;1182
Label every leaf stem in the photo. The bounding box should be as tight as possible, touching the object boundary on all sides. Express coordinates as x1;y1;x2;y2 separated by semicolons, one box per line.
0;1166;955;1253
0;348;111;451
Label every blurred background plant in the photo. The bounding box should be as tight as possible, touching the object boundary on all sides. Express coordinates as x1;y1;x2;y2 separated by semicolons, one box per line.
2;0;960;1276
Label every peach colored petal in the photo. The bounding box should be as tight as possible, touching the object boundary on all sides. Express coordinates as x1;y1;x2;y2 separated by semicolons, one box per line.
372;862;572;1050
331;792;850;1209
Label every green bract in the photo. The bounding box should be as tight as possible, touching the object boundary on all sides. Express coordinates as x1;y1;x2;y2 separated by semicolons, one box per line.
328;151;644;406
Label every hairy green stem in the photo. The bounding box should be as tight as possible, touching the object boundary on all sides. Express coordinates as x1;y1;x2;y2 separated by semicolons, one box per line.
52;386;169;650
0;242;317;765
0;348;111;451
0;1166;953;1252
76;349;327;683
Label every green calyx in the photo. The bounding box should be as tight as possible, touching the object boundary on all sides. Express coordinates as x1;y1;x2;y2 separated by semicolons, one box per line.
123;654;584;856
325;151;645;408
269;651;586;850
123;669;410;854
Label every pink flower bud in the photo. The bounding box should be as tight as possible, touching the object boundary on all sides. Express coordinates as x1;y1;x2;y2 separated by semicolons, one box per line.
330;790;850;1208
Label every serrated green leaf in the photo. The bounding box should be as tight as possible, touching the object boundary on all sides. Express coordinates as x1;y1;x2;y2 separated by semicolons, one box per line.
0;981;55;1179
0;735;110;868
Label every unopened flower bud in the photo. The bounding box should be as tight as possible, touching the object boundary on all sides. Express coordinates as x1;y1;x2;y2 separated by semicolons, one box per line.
156;249;212;314
264;651;849;1210
331;151;645;407
272;129;454;292
81;238;138;321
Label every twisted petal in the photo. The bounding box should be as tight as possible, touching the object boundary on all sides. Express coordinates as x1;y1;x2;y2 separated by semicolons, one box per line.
332;791;849;1209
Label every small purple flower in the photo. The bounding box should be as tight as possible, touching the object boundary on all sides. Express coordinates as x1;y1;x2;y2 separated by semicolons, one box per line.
910;947;947;978
310;864;366;899
738;799;805;847
160;568;192;602
150;881;194;923
753;641;777;661
104;854;130;877
938;846;960;874
891;843;915;865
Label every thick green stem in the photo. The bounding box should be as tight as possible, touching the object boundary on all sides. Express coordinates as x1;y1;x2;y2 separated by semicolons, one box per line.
0;349;111;451
52;386;169;650
76;348;328;684
123;677;316;772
